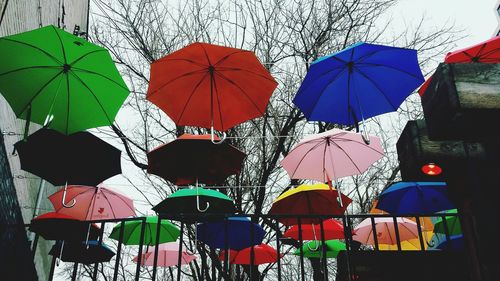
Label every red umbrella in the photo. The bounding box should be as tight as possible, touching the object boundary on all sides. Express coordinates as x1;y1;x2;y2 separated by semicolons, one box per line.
418;36;500;96
147;42;277;141
48;185;136;221
219;244;282;265
147;134;245;185
29;212;100;241
283;219;345;240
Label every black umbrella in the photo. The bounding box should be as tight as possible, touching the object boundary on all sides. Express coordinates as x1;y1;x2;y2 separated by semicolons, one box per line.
147;134;245;185
49;240;115;264
29;212;100;241
14;128;121;186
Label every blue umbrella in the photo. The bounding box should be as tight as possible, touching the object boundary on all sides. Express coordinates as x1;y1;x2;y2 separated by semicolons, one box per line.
376;182;455;215
49;240;115;264
197;217;265;250
293;42;424;127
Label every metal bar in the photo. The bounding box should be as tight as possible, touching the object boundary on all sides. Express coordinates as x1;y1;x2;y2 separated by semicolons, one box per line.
113;221;125;281
93;222;105;280
319;219;328;281
370;216;379;251
341;216;352;281
48;255;56;281
415;216;425;251
152;217;162;280
250;220;255;280
31;233;39;258
71;262;78;281
275;220;282;281
177;222;184;281
134;218;147;281
392;217;402;251
298;218;305;281
224;217;229;275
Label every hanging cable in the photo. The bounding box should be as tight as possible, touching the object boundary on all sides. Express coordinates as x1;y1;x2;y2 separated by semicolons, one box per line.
37;0;42;27
0;0;9;28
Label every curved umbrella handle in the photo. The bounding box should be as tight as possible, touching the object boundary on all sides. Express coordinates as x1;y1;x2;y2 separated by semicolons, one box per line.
61;184;76;208
196;195;210;212
306;224;321;251
210;126;227;144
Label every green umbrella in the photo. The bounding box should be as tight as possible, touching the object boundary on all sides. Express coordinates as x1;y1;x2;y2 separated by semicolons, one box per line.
293;240;346;259
152;187;236;223
109;216;180;246
0;25;129;135
433;215;462;236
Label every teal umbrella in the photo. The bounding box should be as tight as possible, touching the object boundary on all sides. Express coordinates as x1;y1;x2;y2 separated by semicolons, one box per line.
0;25;129;134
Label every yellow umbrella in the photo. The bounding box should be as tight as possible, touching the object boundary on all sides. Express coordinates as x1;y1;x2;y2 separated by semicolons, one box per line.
269;183;352;226
378;231;433;250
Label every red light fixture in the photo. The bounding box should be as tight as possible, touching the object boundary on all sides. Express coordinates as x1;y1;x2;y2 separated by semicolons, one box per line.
421;163;442;176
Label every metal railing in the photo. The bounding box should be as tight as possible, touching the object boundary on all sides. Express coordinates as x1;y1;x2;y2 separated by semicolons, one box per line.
21;213;467;281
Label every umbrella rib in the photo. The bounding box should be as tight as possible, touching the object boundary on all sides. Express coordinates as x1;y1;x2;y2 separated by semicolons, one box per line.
52;26;68;64
84;188;98;220
351;66;399;110
214;71;266;117
176;72;210;124
69;49;107;66
68;71;113;123
17;71;64;117
104;189;136;213
357;62;424;81
330;137;384;156
0;66;61;77
100;190;118;219
215;67;277;83
160;57;207;68
288;141;326;178
213;50;249;66
0;38;64;65
65;69;70;134
328;140;364;175
71;67;129;91
147;69;208;97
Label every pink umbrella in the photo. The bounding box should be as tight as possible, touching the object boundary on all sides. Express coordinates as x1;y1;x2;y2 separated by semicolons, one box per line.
353;217;423;246
48;185;136;221
133;242;196;267
281;129;384;183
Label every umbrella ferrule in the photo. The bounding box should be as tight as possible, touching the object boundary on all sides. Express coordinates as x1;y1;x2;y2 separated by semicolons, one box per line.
63;64;71;73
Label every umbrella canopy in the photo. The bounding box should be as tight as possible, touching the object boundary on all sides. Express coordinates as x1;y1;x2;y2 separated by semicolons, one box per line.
353;217;422;246
29;212;100;241
0;25;129;134
147;134;245;185
281;129;384;182
109;216;180;246
147;42;277;132
268;183;352;226
132;242;196;267
433;215;462;236
197;217;265;250
49;240;115;264
152;187;235;223
378;231;433;251
48;185;136;221
14;128;121;186
293;240;346;259
293;42;424;125
432;235;464;251
418;36;500;96
376;182;455;215
283;219;345;240
219;244;282;265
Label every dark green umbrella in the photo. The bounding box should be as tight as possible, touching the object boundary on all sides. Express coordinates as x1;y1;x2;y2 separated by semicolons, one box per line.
293;240;346;259
0;25;129;134
152;187;236;223
433;215;462;236
109;216;180;246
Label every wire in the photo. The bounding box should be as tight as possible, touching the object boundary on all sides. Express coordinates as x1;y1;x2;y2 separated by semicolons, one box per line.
0;0;9;28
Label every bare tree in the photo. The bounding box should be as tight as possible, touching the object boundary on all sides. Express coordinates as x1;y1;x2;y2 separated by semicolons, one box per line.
69;0;463;279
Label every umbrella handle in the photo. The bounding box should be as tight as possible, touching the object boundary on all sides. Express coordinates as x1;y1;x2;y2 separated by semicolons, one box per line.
196;195;210;212
306;240;320;252
210;127;227;144
61;184;76;208
360;122;370;145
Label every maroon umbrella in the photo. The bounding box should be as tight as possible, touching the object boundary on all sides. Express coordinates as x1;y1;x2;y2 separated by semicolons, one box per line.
147;134;246;185
29;212;100;241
